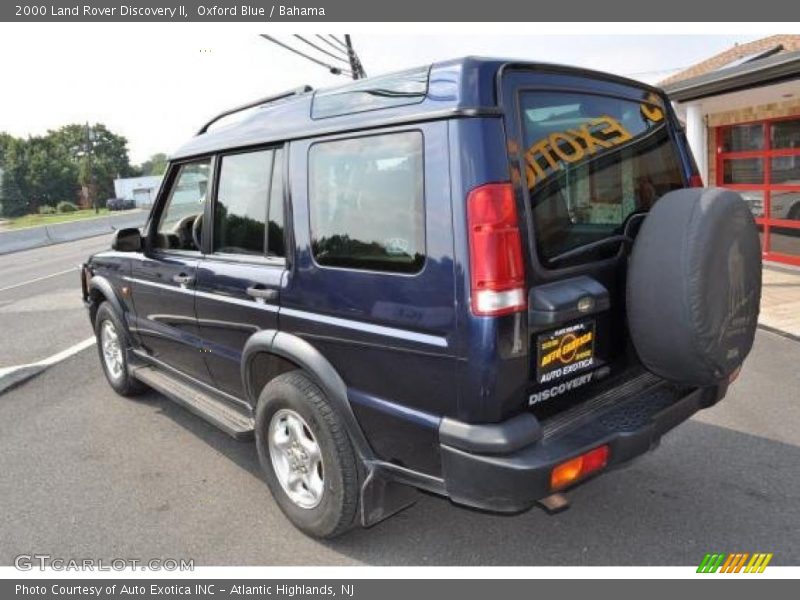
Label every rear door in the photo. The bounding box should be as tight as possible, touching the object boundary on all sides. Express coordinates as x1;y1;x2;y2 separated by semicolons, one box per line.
500;69;691;416
195;147;287;399
278;124;457;474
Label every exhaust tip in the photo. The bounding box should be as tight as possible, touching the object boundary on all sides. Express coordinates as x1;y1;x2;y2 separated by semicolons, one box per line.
538;493;570;514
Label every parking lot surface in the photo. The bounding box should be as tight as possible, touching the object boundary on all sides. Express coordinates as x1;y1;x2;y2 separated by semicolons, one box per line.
0;328;797;565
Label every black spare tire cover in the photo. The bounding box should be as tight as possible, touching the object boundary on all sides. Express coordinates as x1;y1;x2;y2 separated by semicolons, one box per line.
627;188;761;386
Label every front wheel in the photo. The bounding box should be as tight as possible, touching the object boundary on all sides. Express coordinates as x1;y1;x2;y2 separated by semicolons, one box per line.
255;371;360;539
94;302;147;397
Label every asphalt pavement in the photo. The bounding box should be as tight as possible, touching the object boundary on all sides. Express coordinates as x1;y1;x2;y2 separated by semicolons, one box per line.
0;235;111;367
0;236;798;566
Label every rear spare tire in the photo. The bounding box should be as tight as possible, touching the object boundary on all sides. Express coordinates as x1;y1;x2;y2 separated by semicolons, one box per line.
627;188;761;386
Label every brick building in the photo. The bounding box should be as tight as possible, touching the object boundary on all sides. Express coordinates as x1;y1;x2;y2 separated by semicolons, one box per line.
662;35;800;266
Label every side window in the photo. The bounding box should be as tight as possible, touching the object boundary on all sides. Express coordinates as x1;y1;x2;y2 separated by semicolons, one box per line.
213;150;272;256
308;131;425;273
267;148;285;258
155;160;210;251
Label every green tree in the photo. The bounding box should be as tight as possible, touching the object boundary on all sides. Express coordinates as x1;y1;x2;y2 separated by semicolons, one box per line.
0;138;29;217
0;124;134;216
48;123;135;202
24;135;79;209
138;153;169;176
1;133;78;214
0;132;14;166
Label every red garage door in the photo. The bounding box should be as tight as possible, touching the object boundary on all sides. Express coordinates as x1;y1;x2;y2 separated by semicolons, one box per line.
717;116;800;266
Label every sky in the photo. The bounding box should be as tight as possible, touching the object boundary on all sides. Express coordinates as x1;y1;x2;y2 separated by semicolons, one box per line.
0;28;758;165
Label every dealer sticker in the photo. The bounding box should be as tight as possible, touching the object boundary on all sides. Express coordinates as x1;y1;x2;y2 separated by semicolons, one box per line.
536;320;595;384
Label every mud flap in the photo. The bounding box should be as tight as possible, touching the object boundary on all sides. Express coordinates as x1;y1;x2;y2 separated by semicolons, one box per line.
359;466;419;528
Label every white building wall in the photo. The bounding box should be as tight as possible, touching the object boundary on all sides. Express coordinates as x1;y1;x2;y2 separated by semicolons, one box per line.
113;175;164;207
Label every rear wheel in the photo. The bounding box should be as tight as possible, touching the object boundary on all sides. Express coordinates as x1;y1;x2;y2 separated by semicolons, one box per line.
268;409;326;509
255;371;359;539
94;302;147;397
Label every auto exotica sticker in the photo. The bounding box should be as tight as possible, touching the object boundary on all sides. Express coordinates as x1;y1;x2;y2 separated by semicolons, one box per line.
536;320;595;385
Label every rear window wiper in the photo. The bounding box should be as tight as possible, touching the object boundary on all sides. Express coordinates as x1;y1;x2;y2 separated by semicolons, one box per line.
547;234;632;266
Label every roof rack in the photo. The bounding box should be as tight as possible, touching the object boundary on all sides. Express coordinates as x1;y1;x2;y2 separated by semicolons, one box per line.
196;85;314;135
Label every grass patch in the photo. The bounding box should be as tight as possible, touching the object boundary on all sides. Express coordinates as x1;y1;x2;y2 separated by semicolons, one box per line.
6;208;111;229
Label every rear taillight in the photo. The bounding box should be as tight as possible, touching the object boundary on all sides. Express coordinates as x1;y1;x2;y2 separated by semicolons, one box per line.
689;174;704;187
467;183;526;317
550;445;610;491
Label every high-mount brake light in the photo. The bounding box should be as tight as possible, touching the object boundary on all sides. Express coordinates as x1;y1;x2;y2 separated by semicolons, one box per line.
467;183;527;317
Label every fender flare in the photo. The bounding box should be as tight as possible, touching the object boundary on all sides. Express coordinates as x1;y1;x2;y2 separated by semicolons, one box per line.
241;330;375;462
88;276;132;336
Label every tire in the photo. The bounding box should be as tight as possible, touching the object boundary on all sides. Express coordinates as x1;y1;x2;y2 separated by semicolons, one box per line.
627;188;762;386
255;371;359;539
788;204;800;221
94;302;147;396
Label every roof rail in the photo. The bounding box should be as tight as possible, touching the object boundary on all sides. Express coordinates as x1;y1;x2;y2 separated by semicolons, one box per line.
196;85;314;135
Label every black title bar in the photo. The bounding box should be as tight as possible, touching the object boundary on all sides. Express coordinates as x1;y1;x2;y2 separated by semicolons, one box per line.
1;0;795;21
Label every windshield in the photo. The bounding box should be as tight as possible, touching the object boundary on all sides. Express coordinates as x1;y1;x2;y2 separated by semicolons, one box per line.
518;90;685;267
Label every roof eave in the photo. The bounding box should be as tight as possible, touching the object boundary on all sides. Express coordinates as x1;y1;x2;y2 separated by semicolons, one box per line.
663;50;800;103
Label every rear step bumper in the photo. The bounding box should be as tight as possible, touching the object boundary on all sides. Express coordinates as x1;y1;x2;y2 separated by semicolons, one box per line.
439;380;727;513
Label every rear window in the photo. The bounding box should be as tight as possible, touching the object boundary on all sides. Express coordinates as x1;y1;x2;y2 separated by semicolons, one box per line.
517;91;684;267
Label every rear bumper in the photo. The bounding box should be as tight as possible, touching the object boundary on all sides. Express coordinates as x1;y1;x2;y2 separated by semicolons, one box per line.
439;381;726;513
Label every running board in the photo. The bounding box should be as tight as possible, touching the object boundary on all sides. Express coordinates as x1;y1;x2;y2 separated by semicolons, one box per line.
132;365;254;440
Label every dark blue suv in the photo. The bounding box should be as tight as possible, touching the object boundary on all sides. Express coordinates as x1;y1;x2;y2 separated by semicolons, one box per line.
82;58;762;538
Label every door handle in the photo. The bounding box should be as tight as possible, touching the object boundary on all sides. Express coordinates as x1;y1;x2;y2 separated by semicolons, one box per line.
172;273;194;286
246;286;278;302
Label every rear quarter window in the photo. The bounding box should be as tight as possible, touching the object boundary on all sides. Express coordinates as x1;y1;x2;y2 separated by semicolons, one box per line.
308;131;425;274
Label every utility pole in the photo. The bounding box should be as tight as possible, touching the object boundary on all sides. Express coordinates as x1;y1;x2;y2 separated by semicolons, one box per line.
84;122;97;213
344;35;365;80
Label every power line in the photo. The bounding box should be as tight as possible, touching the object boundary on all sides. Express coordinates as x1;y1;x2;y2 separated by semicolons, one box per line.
260;34;366;81
329;35;349;52
294;35;351;64
259;34;352;77
316;35;350;58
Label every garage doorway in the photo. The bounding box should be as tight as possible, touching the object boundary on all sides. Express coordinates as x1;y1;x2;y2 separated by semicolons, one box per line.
717;116;800;266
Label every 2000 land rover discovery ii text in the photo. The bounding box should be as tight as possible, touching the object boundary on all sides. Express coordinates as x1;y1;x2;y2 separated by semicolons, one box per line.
82;58;763;538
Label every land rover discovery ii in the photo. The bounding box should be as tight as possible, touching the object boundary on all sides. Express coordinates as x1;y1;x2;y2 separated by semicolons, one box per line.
82;58;762;538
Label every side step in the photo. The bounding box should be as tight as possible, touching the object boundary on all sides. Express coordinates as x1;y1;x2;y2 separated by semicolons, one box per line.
133;365;255;440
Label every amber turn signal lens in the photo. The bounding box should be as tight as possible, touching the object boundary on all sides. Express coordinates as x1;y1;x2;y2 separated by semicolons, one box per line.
550;445;610;491
550;456;584;490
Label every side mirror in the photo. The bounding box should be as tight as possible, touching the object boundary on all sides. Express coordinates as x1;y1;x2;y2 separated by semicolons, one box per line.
112;227;142;252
